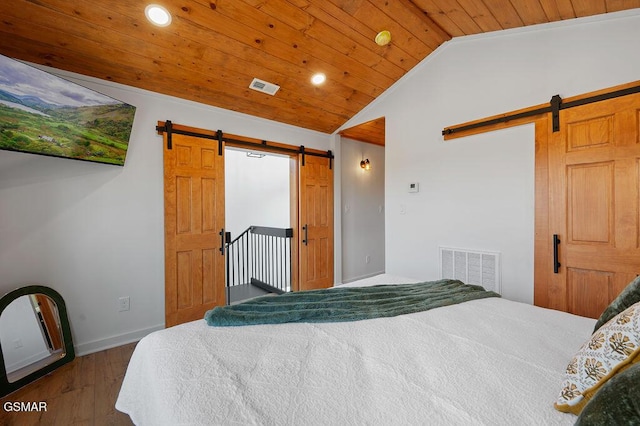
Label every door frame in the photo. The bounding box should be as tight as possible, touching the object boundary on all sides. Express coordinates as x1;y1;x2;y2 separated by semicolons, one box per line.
160;122;334;325
222;139;301;292
221;134;334;292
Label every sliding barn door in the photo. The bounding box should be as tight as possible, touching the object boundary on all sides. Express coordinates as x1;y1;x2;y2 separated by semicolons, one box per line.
299;155;334;290
545;93;640;318
163;125;226;327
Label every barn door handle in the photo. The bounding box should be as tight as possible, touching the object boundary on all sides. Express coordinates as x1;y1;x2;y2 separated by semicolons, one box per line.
219;229;225;255
302;224;308;246
553;234;561;273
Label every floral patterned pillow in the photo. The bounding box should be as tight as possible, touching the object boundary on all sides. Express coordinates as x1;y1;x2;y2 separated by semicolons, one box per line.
555;301;640;415
593;275;640;333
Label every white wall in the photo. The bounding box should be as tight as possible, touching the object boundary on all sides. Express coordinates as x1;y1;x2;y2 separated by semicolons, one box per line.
340;138;385;282
337;10;640;303
0;66;330;355
225;149;290;239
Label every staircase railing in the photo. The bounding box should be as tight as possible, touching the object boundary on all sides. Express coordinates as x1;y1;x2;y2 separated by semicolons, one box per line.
226;226;293;304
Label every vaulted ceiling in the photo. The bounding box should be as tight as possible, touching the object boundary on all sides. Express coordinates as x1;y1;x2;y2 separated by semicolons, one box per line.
1;1;638;134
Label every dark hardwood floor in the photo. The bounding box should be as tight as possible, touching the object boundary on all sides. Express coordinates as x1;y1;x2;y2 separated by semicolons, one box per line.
0;342;137;425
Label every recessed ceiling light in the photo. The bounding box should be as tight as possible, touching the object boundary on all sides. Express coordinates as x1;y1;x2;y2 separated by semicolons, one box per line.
311;73;326;85
145;4;172;27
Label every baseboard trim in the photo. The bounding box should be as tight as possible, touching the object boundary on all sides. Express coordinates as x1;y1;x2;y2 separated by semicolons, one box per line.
74;323;164;357
341;271;386;284
6;350;51;374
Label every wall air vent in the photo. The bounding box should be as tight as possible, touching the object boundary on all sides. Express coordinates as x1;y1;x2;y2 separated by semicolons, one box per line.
249;78;280;96
439;247;501;294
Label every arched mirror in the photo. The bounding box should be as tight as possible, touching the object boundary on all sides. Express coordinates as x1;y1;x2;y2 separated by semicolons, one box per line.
0;285;74;397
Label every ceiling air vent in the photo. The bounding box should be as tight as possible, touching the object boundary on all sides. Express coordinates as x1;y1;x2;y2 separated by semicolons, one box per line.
249;78;280;96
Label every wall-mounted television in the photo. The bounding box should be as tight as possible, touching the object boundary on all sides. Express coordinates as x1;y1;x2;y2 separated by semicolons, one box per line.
0;54;136;166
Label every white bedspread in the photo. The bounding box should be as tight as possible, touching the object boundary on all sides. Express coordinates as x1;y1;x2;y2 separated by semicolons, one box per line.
116;275;594;425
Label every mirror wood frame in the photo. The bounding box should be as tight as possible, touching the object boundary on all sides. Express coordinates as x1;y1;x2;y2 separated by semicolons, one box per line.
0;285;75;398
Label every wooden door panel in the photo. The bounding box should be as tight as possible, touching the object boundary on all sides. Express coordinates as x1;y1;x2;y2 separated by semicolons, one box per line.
176;176;193;233
299;155;334;291
304;239;316;281
176;251;193;310
567;115;613;151
543;93;640;318
567;162;613;244
317;237;330;279
202;248;218;303
567;268;614;318
318;184;329;226
304;183;316;224
164;123;225;327
202;178;217;232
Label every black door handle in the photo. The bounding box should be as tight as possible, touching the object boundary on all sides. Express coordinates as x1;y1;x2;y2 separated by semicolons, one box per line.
302;224;308;246
219;229;225;255
553;234;561;273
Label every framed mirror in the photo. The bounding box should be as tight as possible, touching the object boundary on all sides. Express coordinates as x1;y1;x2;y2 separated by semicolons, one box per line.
0;285;74;397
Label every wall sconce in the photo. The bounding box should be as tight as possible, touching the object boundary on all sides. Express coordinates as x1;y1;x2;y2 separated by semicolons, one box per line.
360;159;371;171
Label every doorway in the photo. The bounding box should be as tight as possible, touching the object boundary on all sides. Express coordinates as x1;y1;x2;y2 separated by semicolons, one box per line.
338;117;386;283
161;122;334;326
224;147;291;303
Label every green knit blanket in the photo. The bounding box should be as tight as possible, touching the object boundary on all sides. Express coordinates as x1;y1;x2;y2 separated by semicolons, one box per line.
204;279;500;327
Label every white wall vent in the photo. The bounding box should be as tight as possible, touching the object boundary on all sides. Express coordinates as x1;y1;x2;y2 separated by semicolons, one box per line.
249;78;280;96
439;247;501;294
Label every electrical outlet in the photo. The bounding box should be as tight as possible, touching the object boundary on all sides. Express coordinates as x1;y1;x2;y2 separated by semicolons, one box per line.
118;296;130;312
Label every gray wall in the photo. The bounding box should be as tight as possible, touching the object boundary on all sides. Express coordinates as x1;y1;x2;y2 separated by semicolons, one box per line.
340;138;385;282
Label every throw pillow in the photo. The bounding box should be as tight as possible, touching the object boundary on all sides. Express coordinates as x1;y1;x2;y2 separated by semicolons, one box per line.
575;361;640;425
594;275;640;332
555;301;640;415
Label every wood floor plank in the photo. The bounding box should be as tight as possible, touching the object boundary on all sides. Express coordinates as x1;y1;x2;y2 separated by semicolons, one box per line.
0;343;137;426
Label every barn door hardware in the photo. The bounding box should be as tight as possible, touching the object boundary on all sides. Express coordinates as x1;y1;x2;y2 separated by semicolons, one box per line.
219;229;226;255
553;234;561;273
550;95;561;132
157;120;174;149
442;83;640;137
156;120;223;154
216;130;223;156
156;124;334;166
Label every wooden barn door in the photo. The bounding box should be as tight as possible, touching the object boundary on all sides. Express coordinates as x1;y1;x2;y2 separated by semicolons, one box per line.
299;154;334;291
163;123;226;327
546;93;640;318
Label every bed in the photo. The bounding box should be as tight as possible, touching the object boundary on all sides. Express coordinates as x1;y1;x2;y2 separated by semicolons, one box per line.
116;274;597;425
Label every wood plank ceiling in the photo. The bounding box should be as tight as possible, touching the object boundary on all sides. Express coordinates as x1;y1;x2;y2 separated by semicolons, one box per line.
340;117;386;146
0;1;637;134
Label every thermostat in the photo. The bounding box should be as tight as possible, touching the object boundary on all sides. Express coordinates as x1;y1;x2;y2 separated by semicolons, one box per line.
408;182;419;193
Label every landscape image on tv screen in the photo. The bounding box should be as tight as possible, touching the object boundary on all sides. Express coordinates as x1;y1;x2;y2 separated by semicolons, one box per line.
0;54;136;166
